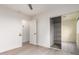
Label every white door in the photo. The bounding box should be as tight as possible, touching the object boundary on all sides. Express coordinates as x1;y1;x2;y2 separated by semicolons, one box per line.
77;20;79;49
16;22;23;46
30;19;37;45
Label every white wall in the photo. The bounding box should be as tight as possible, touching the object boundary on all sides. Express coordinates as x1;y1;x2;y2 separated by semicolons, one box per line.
0;6;30;52
35;5;79;48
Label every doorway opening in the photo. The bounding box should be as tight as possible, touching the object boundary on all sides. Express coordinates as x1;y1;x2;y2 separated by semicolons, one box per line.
50;16;61;49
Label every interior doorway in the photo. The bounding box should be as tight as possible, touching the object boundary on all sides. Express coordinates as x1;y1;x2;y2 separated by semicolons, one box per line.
50;16;61;49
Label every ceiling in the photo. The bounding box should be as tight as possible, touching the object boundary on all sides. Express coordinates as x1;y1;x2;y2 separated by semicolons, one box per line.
2;4;79;16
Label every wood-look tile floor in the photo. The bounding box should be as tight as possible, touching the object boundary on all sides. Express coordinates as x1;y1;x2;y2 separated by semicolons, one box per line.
0;43;74;55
